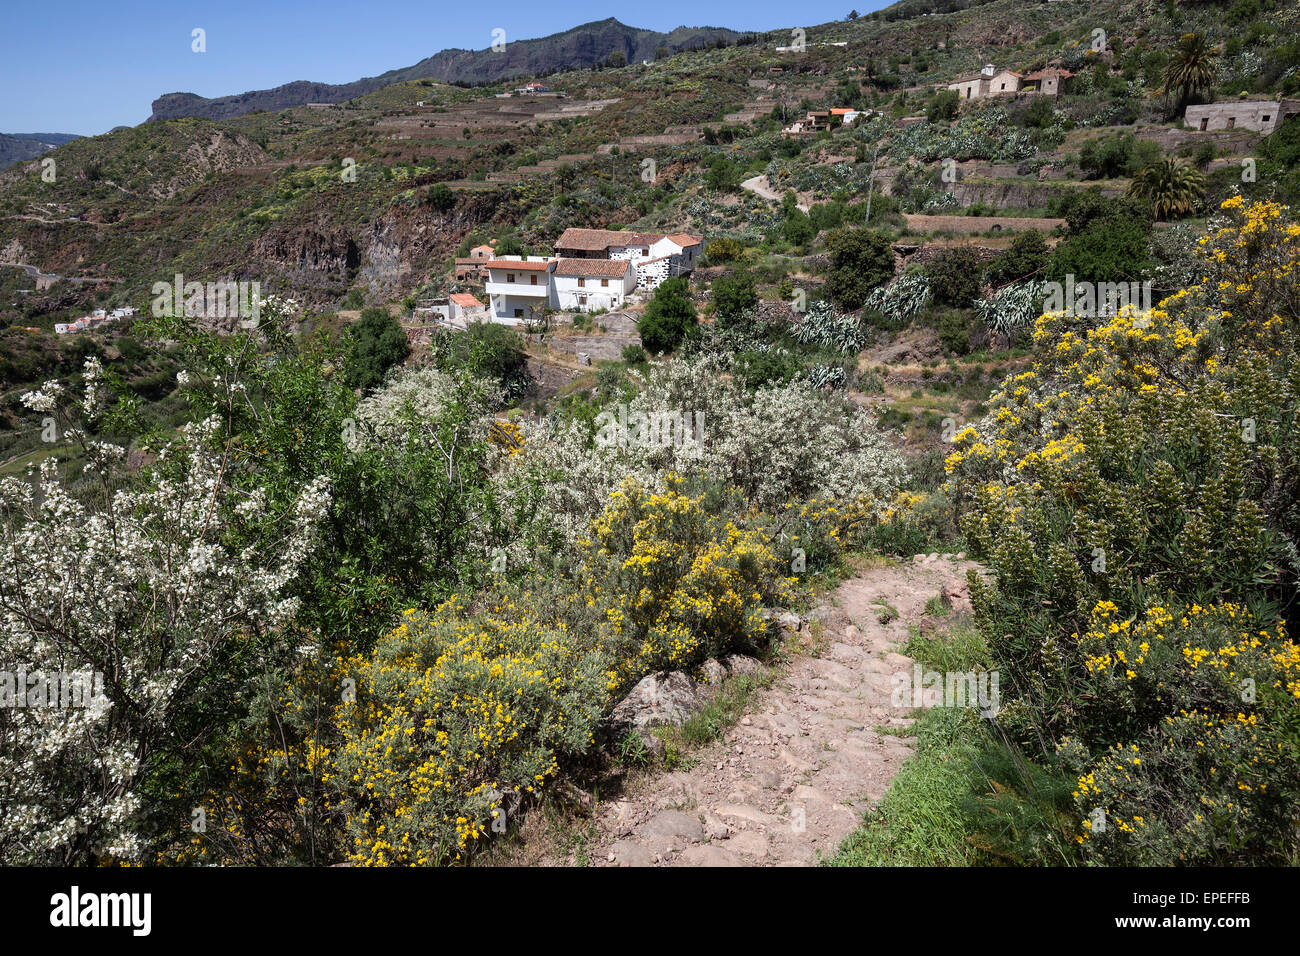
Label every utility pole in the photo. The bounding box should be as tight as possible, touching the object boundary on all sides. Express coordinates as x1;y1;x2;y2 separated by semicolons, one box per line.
864;143;879;226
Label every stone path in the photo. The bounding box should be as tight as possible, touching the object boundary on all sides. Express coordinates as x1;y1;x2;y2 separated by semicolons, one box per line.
585;553;981;867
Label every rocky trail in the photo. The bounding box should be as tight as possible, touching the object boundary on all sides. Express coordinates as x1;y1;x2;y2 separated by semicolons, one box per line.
538;553;981;867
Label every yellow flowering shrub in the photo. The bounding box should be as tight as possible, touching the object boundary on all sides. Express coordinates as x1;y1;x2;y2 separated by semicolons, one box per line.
582;477;795;685
327;601;611;866
1066;601;1300;864
950;199;1300;864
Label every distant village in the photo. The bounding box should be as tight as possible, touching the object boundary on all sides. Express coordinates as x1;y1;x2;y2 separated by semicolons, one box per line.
53;306;135;335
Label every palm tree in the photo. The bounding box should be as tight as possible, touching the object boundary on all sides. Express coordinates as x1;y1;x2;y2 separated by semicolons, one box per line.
1126;159;1207;220
1163;33;1217;109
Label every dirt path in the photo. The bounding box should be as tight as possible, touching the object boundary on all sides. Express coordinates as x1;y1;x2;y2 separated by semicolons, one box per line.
574;553;980;867
741;175;809;213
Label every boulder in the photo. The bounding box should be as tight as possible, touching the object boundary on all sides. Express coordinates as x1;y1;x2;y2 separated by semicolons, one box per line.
724;654;763;678
701;657;727;685
611;671;704;731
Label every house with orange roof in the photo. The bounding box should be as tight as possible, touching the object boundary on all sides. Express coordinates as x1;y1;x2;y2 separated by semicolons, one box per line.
484;257;556;323
553;228;704;290
550;258;637;311
448;292;487;324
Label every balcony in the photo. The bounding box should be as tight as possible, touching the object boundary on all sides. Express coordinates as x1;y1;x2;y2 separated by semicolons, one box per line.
486;281;548;297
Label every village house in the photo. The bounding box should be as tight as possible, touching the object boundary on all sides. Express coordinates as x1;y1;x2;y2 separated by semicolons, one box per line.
550;258;637;312
453;242;497;282
1184;98;1300;134
947;64;1067;101
448;292;488;324
54;305;134;335
780;109;848;137
1021;67;1073;97
484;257;554;324
553;228;704;289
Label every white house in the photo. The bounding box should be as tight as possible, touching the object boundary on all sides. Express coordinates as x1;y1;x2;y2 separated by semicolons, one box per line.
448;292;488;324
485;257;555;324
553;228;704;289
947;64;1023;100
1185;99;1300;134
948;64;996;100
550;258;636;311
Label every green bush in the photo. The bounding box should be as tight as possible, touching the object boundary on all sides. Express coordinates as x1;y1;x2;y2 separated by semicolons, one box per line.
826;228;895;310
638;277;698;354
344;308;410;392
936;310;972;355
925;248;984;308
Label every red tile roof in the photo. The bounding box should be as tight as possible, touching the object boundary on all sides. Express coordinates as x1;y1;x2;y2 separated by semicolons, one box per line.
485;259;553;271
449;293;483;307
553;258;633;278
666;233;703;247
555;228;665;251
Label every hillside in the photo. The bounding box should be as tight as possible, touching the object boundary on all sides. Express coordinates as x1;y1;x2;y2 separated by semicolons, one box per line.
147;18;743;122
4;0;1300;883
0;132;81;171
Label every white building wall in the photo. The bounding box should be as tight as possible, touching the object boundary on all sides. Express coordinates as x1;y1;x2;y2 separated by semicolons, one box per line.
551;270;635;311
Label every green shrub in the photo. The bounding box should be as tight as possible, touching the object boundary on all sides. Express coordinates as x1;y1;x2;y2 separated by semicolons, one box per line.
826;228;895;310
344;308;410;392
638;278;698;354
926;248;983;308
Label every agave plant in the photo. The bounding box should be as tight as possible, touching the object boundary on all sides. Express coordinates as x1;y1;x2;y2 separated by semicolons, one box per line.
803;365;848;390
974;280;1049;336
795;301;866;354
1126;159;1207;221
865;270;933;324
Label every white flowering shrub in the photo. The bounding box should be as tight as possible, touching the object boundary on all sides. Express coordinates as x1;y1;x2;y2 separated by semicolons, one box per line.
623;357;906;513
0;362;331;864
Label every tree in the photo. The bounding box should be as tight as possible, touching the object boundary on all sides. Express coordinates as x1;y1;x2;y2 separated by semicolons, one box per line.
988;230;1050;286
1163;32;1216;109
783;209;816;246
706;157;742;193
926;247;984;308
494;235;525;257
344;307;410;392
638;278;698;354
826;228;895;310
1126;158;1206;220
426;183;456;212
927;89;960;123
1047;217;1152;286
712;273;759;325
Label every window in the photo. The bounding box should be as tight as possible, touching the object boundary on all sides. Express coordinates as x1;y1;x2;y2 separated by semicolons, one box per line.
513;308;523;318
1227;117;1236;129
507;273;515;283
1263;115;1271;123
530;274;537;285
578;278;586;287
1199;118;1208;131
641;248;649;256
601;278;609;287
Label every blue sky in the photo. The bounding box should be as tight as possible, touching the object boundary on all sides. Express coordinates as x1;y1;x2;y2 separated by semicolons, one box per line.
0;0;880;135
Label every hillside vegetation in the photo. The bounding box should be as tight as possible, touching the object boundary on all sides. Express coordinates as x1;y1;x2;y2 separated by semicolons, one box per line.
1;0;1299;867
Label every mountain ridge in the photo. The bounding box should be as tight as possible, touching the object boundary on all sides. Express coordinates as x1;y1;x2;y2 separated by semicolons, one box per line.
147;18;743;122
